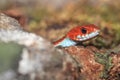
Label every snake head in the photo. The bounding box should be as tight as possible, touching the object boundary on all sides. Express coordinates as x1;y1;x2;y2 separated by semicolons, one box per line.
67;24;100;41
53;24;100;47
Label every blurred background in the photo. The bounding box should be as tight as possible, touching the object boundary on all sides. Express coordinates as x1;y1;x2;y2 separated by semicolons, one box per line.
0;0;120;43
0;0;120;79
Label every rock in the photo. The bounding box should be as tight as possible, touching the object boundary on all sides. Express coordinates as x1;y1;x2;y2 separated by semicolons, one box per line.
108;51;120;80
3;8;27;27
0;13;79;80
65;46;103;80
0;13;22;30
65;46;120;80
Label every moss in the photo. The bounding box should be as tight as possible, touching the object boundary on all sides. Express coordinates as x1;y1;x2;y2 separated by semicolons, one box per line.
94;52;113;79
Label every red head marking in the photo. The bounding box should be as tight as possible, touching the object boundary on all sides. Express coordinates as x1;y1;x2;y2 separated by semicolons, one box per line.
66;24;100;41
53;24;100;47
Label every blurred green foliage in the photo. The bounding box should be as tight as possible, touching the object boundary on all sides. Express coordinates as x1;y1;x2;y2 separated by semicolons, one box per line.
0;42;23;72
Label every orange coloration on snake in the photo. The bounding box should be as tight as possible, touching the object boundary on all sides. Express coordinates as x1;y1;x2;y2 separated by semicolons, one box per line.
53;24;100;47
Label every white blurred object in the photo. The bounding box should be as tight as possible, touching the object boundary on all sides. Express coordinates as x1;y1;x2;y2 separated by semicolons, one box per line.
0;13;77;80
0;70;16;80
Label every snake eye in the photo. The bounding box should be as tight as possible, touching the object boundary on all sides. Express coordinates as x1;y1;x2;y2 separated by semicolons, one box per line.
81;28;87;34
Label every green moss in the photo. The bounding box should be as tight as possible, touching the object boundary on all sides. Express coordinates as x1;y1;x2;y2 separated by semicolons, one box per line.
94;52;113;79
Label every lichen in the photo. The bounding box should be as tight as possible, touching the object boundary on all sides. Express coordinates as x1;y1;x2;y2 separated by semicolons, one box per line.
94;52;113;79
